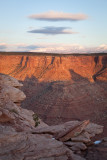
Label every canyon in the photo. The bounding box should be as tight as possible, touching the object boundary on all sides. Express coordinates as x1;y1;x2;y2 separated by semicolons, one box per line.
0;53;107;137
0;73;106;160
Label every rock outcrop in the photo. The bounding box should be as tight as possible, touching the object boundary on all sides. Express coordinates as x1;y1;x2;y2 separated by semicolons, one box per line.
0;74;104;160
0;55;107;82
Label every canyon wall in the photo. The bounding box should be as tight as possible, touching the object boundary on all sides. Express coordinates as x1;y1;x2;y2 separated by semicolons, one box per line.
0;54;107;136
0;55;107;82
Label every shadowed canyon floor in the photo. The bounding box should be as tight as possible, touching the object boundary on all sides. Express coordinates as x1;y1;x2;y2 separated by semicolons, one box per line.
0;54;107;137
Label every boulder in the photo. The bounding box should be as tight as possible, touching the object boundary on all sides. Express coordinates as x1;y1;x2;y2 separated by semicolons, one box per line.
32;120;80;135
71;131;91;143
58;120;89;142
71;123;103;143
1;85;26;103
64;141;87;151
0;73;23;88
85;123;104;136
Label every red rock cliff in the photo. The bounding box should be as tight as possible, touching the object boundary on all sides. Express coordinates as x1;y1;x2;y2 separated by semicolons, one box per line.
0;54;107;137
0;55;107;82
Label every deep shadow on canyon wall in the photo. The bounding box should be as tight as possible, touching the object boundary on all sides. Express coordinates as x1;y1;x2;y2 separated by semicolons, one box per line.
0;54;107;135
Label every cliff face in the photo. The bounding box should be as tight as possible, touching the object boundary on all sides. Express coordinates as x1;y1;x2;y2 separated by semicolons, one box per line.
0;55;107;136
0;55;107;82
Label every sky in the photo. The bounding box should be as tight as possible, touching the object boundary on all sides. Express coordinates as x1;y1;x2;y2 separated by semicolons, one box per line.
0;0;107;53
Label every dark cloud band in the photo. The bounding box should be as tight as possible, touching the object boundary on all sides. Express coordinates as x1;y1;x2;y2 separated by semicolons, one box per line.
28;26;77;35
0;44;7;50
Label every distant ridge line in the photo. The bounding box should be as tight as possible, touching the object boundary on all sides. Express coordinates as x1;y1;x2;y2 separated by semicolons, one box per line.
0;51;107;56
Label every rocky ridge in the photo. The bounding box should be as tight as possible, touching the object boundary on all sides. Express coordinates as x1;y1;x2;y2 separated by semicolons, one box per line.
0;73;104;160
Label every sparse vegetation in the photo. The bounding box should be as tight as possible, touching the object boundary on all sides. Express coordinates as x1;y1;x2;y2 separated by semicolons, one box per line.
10;109;18;114
33;113;40;127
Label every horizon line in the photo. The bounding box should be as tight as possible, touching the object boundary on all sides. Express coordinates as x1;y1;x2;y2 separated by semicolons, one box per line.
0;51;107;56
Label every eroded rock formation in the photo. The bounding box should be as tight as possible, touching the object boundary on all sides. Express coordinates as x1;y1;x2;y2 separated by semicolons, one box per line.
0;74;104;160
0;54;107;136
0;55;107;82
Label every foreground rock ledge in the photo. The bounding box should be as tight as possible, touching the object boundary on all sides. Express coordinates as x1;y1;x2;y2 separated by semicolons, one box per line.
0;74;103;160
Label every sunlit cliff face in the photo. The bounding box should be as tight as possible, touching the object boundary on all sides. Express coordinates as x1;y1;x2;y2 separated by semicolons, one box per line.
0;55;107;82
0;54;107;131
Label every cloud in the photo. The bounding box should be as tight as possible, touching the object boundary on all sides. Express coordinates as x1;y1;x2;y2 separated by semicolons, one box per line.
0;43;107;53
30;43;84;53
0;43;7;50
18;45;40;50
96;44;107;52
29;11;88;21
28;26;77;35
29;43;107;53
0;43;40;52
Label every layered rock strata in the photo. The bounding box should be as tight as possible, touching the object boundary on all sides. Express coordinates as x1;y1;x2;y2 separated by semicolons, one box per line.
0;55;107;131
0;55;107;82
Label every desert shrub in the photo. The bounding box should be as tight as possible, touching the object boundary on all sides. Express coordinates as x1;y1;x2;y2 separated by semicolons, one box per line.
10;109;18;114
32;113;40;127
